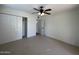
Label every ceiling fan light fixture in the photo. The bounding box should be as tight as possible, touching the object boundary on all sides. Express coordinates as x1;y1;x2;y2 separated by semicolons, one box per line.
41;13;44;15
38;12;45;16
41;13;44;16
38;12;41;15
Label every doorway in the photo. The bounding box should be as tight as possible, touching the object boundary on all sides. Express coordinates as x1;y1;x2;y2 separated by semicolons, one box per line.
36;16;45;36
36;16;42;35
22;17;27;38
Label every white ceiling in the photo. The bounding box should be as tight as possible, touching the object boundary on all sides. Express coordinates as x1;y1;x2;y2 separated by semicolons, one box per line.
0;4;78;14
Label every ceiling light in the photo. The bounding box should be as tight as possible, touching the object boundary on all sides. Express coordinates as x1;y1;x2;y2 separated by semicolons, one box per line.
42;13;44;15
38;12;45;16
41;13;45;16
38;12;41;15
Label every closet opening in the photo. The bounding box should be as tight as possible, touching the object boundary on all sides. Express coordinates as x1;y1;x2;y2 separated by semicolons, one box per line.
22;17;27;38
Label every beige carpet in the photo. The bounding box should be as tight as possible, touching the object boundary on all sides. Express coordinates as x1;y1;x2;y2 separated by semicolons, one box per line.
0;35;79;55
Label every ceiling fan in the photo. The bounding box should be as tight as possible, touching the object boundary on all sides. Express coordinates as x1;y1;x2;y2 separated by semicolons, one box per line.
32;6;52;16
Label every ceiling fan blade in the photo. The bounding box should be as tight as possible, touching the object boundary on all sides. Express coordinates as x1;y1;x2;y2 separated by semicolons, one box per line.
44;12;51;15
33;8;39;11
45;9;52;11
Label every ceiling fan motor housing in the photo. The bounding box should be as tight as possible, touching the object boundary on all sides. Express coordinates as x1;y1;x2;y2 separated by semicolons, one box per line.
40;9;44;14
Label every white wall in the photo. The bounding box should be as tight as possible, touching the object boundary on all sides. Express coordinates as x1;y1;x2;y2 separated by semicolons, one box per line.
0;7;37;44
42;9;79;46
